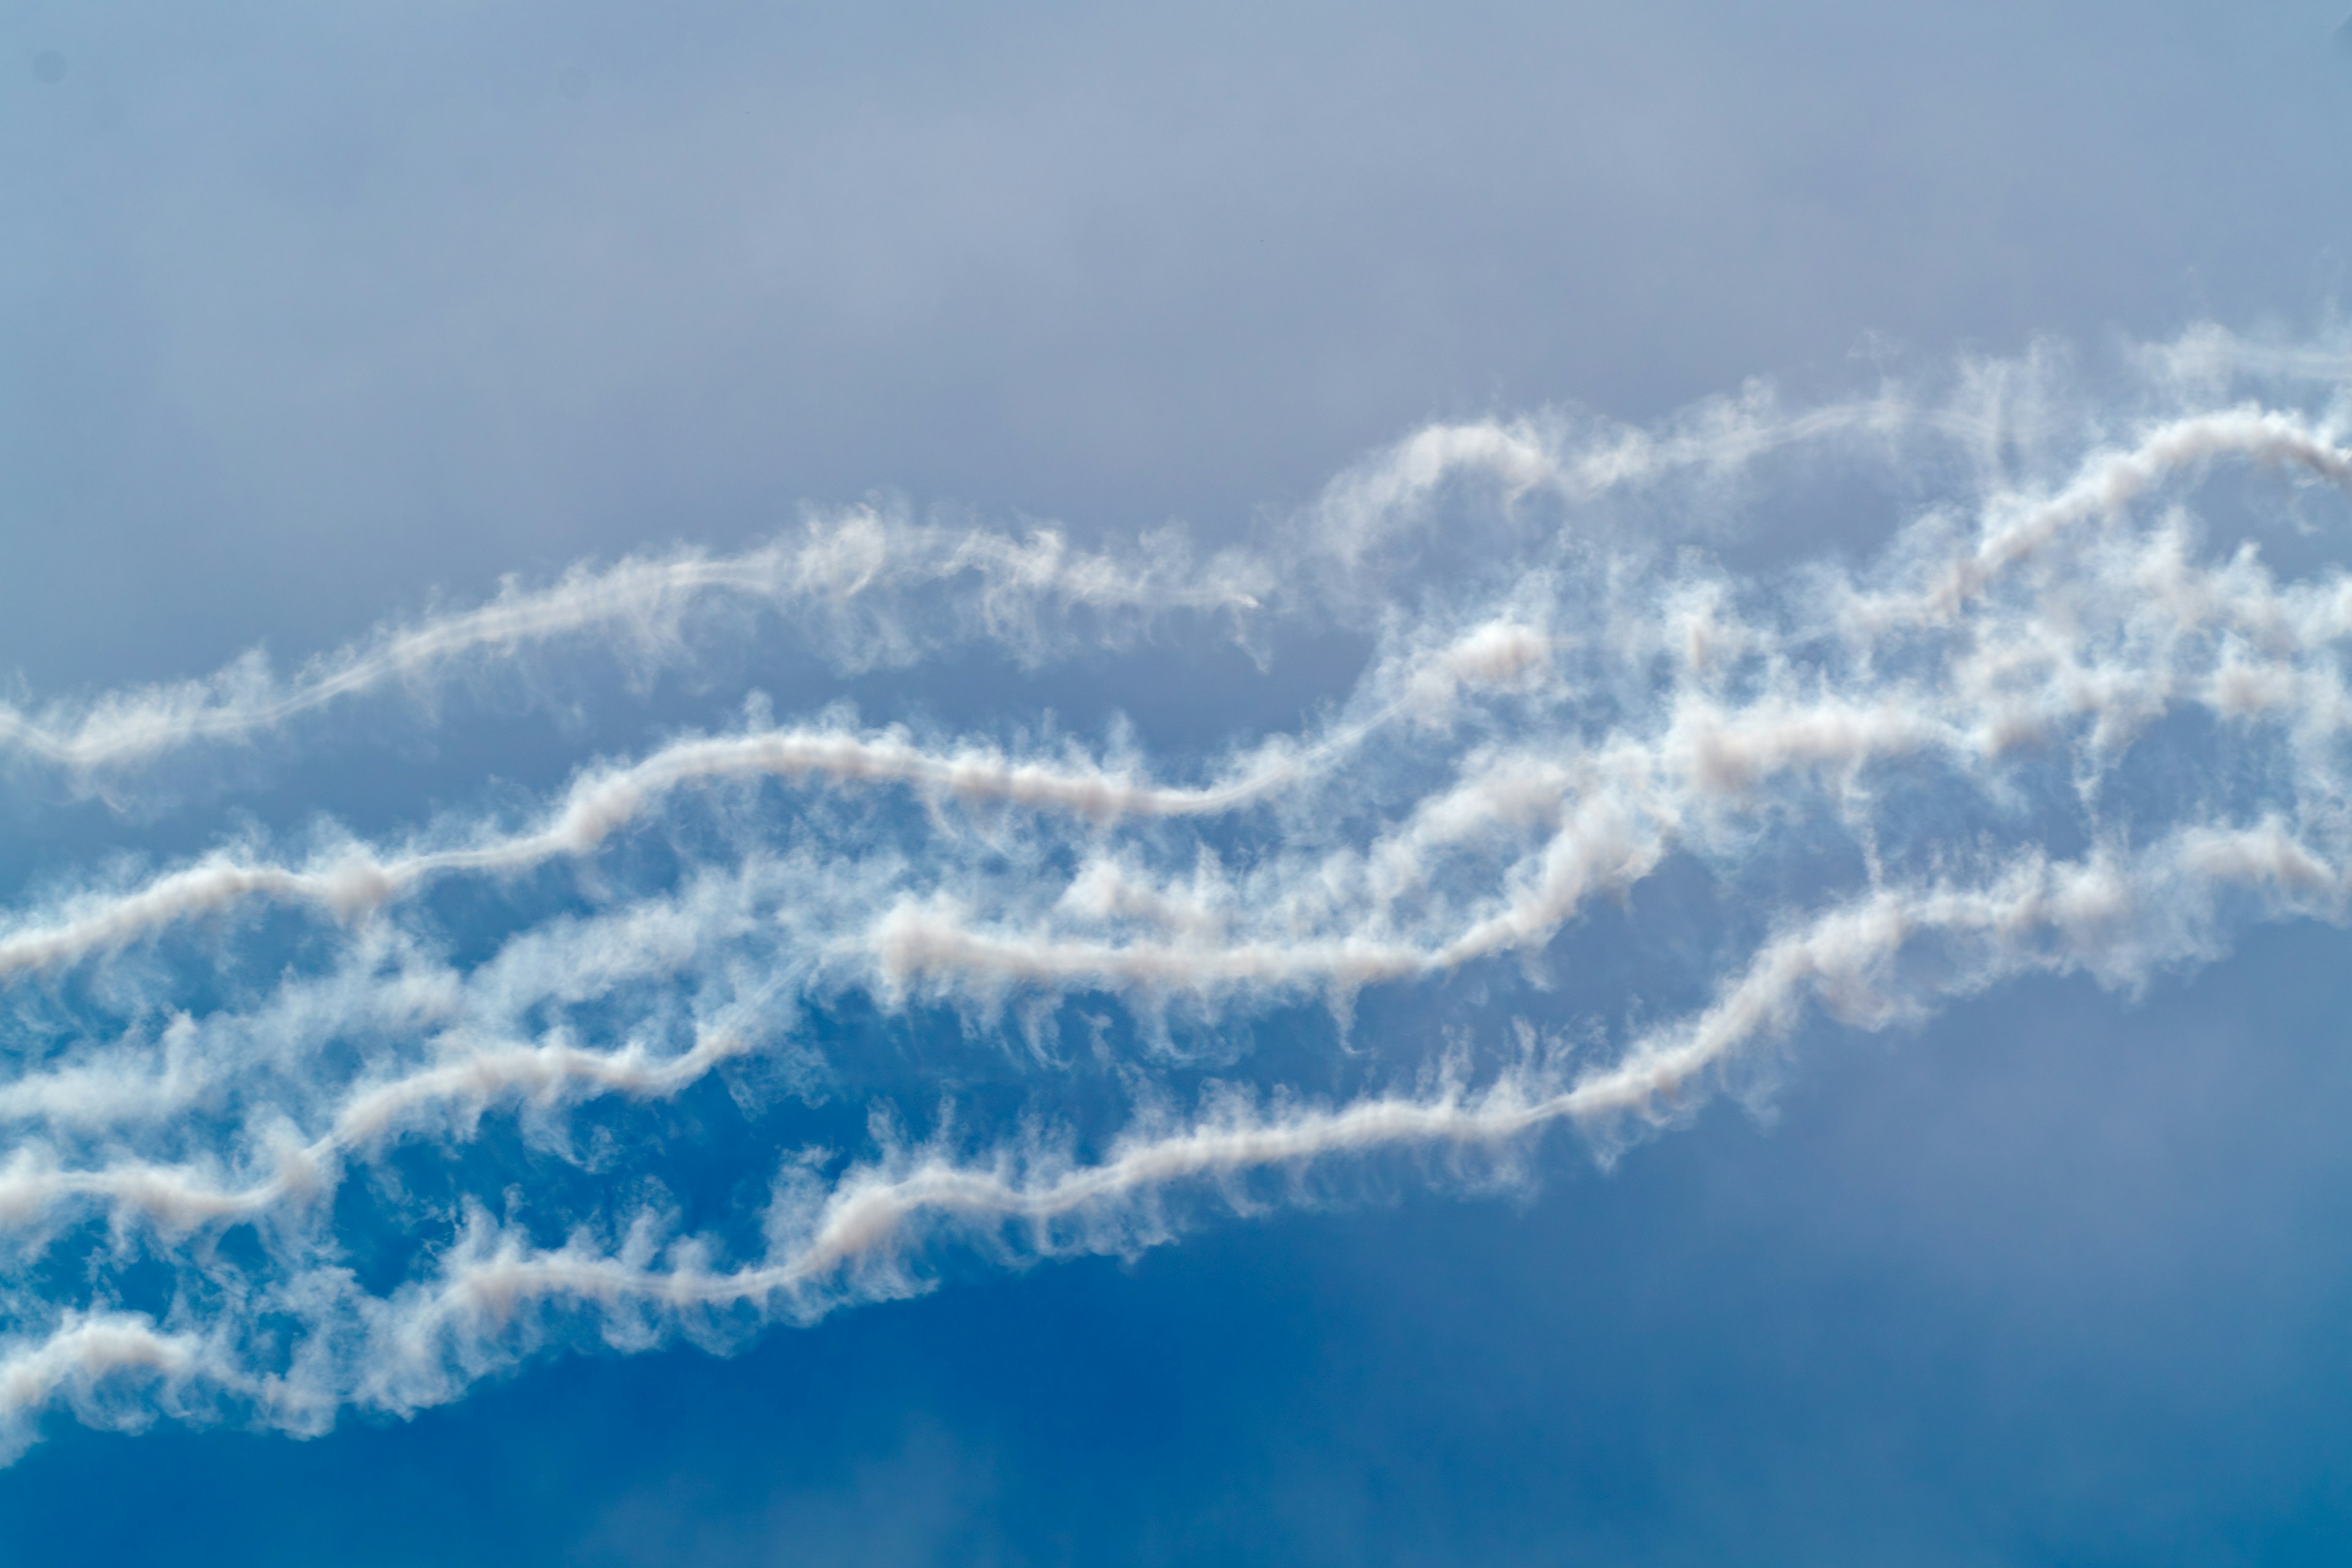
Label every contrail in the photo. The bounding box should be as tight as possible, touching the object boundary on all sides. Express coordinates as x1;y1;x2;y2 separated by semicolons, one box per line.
0;508;1270;783
5;328;2352;1461
1;814;2332;1456
0;796;2327;1251
10;393;2350;986
0;390;1967;793
0;612;1548;978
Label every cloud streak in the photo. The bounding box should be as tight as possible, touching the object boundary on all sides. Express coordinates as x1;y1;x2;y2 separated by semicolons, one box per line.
0;508;1270;785
3;327;2351;1460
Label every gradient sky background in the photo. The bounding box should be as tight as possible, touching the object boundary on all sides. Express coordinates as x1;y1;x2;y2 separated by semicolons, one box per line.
9;3;2352;1564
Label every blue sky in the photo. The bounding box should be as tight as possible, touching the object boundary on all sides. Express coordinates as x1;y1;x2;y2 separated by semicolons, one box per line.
7;4;2352;1564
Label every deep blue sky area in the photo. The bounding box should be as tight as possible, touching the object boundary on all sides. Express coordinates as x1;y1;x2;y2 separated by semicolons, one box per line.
10;925;2352;1566
9;4;2352;1565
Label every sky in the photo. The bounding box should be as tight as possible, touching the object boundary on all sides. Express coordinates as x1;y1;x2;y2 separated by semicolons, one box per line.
7;2;2352;1564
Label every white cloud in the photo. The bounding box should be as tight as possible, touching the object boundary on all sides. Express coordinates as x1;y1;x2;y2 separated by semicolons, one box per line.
6;327;2352;1460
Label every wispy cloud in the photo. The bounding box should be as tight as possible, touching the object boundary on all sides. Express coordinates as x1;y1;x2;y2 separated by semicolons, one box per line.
2;328;2349;1460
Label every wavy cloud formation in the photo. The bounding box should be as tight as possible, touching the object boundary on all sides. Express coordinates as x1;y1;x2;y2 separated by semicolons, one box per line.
2;329;2350;1459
